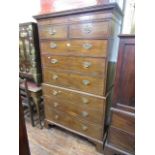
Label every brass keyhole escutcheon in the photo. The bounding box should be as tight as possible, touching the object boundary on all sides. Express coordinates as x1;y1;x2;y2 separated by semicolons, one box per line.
83;62;92;69
51;59;58;64
82;80;90;86
52;74;58;80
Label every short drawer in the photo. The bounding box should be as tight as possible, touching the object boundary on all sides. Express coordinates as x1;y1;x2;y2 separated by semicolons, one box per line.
42;84;106;111
69;21;110;38
111;108;135;134
45;108;103;140
107;127;135;154
40;40;108;57
38;25;68;39
44;96;105;125
41;55;106;77
43;69;105;96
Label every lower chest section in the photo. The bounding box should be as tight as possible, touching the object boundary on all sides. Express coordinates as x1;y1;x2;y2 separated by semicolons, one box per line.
43;84;106;140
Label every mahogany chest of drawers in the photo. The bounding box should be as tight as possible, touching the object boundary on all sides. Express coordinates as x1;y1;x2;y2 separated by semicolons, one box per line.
34;3;122;153
19;22;42;84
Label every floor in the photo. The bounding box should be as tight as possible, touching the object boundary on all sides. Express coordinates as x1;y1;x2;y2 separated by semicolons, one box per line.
25;117;103;155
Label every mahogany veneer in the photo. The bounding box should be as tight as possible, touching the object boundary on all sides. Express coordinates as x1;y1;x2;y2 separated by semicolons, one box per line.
34;3;122;153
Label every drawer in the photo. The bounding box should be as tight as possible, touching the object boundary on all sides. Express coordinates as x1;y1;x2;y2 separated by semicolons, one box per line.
43;84;106;111
44;96;104;125
116;103;135;113
104;143;133;155
38;25;68;39
43;69;105;96
107;127;135;154
111;108;135;134
40;40;108;57
45;108;103;140
42;55;106;77
69;21;110;38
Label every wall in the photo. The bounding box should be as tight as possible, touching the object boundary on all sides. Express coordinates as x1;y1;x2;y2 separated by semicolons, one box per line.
18;0;40;23
122;0;135;34
18;0;134;31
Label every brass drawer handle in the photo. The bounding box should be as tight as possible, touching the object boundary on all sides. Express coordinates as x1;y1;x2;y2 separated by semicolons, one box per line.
51;59;58;64
52;74;58;80
54;115;59;120
49;28;56;35
52;90;61;96
83;26;92;34
82;125;88;131
82;80;90;86
53;102;59;107
50;42;57;48
82;97;89;104
83;62;92;69
52;90;58;96
83;43;92;50
81;111;88;117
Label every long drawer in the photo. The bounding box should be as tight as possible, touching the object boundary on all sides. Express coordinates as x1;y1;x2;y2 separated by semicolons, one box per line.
44;96;104;125
40;40;108;57
43;69;105;96
42;55;106;77
110;108;135;134
43;84;106;111
104;143;133;155
107;127;135;154
45;108;103;140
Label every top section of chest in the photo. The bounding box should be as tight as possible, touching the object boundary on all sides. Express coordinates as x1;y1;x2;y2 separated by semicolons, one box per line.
34;3;123;41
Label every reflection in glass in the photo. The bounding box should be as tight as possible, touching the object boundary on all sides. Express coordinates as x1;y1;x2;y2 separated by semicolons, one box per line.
19;40;25;59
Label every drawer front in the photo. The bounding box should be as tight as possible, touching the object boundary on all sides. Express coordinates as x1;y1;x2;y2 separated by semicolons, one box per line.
104;143;133;155
39;25;67;39
42;55;106;77
108;127;135;154
69;21;110;38
43;69;105;95
44;96;104;125
111;108;135;134
40;40;108;57
42;84;106;111
45;108;103;140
